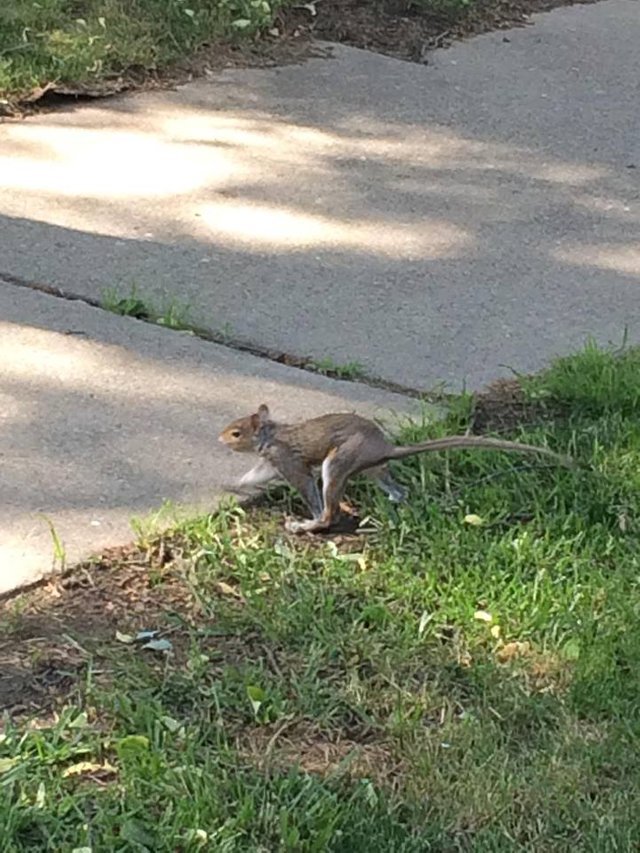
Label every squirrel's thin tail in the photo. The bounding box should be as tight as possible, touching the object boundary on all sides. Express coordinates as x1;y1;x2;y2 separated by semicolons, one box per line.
390;435;573;466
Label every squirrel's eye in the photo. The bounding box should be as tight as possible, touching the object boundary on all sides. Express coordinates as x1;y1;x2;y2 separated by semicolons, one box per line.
231;430;241;438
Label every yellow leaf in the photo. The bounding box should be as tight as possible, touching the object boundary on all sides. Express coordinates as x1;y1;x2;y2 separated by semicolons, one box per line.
62;761;115;778
464;514;483;526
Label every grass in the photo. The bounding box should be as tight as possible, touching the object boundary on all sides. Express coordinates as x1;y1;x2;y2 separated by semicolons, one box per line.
102;284;194;330
0;0;286;106
307;358;367;381
3;342;640;850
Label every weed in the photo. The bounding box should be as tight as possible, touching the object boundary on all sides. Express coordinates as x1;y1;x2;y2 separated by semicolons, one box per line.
102;284;151;320
102;284;192;330
307;358;366;380
40;513;66;569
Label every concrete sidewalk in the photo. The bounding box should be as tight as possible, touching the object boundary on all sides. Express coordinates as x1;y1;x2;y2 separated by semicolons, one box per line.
0;282;417;595
0;0;638;391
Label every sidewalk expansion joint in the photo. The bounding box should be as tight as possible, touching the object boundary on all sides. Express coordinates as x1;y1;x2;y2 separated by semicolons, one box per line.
1;270;441;402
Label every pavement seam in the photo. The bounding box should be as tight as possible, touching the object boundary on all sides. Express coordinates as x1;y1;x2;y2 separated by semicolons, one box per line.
1;270;440;402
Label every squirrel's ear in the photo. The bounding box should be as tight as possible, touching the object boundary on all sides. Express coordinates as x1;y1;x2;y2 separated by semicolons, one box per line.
250;404;270;431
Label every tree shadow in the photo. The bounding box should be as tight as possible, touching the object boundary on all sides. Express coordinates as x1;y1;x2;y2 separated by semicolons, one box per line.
0;41;637;392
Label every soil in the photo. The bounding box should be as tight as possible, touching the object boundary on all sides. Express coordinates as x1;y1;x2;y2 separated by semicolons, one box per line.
471;377;543;433
283;0;598;64
0;511;365;721
470;372;570;433
0;540;180;720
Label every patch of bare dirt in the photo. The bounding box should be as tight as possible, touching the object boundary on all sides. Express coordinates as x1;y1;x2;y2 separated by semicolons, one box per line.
293;0;598;63
0;636;88;723
0;540;192;718
470;377;559;434
0;523;360;722
240;721;404;787
471;378;536;433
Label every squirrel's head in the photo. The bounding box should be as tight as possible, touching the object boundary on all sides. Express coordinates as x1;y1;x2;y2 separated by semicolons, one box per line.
218;403;270;452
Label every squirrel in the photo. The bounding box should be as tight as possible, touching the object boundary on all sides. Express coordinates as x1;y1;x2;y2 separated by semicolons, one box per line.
218;404;571;534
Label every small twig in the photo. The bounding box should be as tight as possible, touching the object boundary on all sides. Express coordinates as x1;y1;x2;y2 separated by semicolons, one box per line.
158;624;184;637
0;44;33;56
62;634;90;657
263;645;284;680
431;30;450;48
79;566;96;588
263;717;296;766
2;636;49;647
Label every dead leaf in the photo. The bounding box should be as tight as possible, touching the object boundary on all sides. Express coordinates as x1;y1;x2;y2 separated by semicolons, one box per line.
115;631;135;644
62;761;115;779
216;581;242;599
496;641;531;663
24;82;55;103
